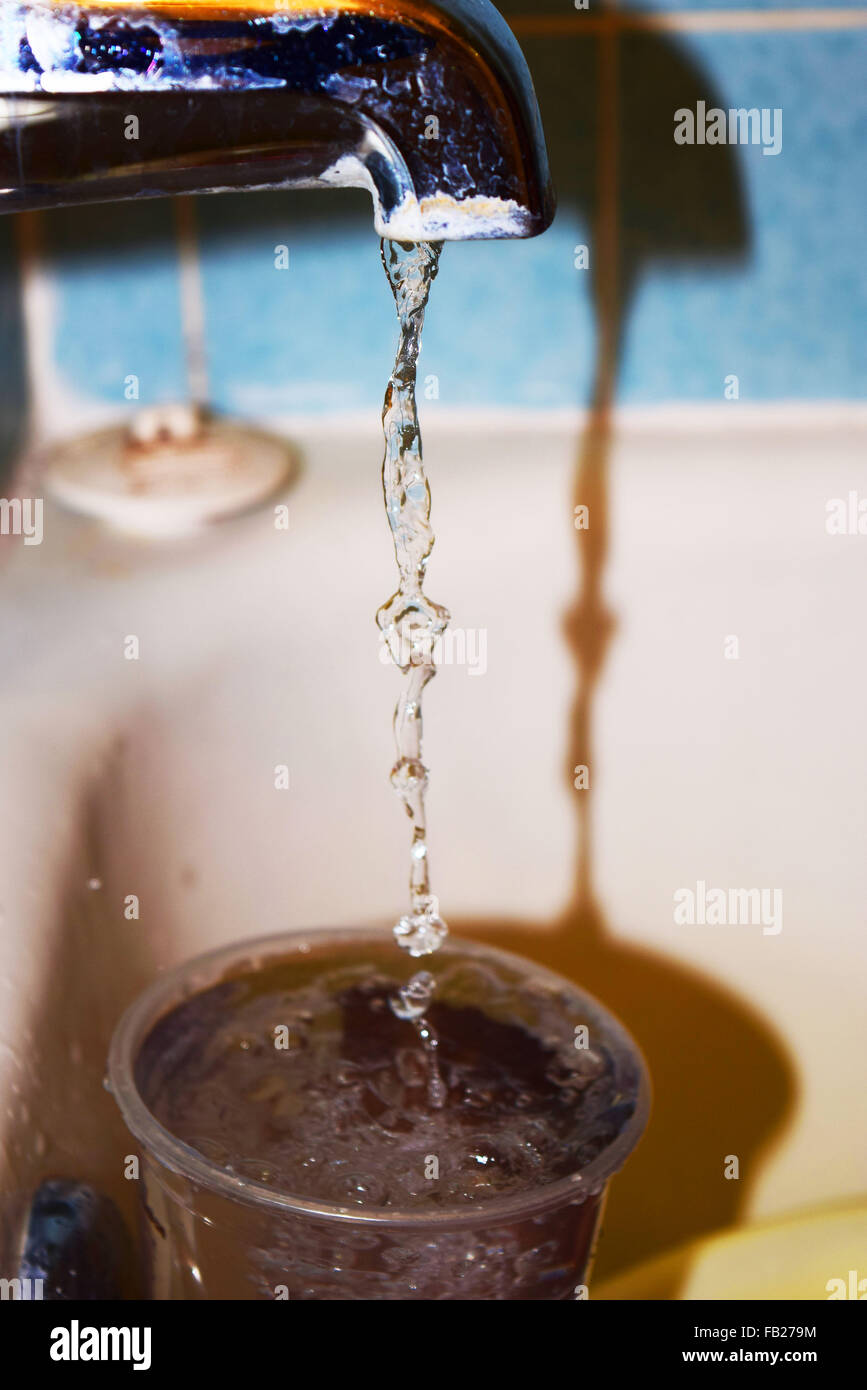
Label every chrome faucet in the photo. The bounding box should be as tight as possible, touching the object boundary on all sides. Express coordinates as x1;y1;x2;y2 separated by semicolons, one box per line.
0;1;554;239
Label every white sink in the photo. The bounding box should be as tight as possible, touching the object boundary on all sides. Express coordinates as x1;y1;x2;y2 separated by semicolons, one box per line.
1;406;865;1278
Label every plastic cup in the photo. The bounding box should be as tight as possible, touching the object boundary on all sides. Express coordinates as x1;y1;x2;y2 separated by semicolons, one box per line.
108;928;650;1300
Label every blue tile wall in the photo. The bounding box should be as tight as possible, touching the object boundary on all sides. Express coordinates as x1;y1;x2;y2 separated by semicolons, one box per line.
620;29;867;402
37;12;867;415
196;195;596;415
47;201;187;409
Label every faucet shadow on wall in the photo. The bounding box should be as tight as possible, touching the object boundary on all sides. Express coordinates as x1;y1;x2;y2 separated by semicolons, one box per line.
464;12;797;1290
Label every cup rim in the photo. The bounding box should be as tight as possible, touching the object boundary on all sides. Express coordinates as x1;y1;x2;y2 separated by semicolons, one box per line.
108;927;651;1230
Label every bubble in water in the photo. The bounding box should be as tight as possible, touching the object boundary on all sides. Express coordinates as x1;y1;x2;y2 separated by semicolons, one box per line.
463;1086;494;1110
324;1163;386;1206
513;1239;565;1281
230;1158;276;1186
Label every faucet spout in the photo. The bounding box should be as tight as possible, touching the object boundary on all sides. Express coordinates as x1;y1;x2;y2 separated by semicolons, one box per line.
0;1;554;239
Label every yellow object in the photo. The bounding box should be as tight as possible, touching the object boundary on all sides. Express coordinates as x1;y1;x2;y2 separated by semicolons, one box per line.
595;1202;867;1301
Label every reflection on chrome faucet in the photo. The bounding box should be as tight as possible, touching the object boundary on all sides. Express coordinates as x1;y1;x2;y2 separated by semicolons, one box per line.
0;1;554;239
